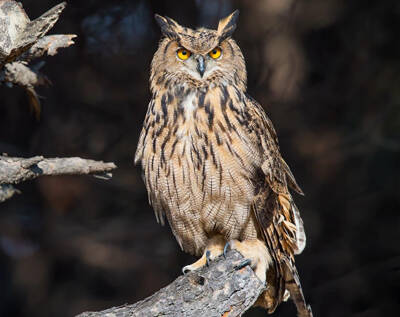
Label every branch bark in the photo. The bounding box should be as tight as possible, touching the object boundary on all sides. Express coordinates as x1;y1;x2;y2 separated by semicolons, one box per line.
0;155;117;202
76;250;265;317
0;0;76;118
19;34;77;62
0;1;69;66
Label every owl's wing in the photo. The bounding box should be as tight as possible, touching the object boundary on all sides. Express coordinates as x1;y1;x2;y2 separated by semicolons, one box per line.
245;95;311;315
134;99;167;226
246;94;306;254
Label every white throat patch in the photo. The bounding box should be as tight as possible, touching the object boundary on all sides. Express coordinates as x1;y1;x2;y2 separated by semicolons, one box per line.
182;92;196;120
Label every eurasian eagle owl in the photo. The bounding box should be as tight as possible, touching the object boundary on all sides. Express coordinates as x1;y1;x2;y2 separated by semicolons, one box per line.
135;10;312;316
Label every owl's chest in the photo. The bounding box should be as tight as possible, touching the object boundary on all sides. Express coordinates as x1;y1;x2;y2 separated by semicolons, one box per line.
138;89;262;254
152;90;261;195
149;86;259;170
165;92;236;165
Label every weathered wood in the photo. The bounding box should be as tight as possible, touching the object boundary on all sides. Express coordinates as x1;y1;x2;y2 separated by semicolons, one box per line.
0;155;117;185
0;0;75;118
76;250;265;317
0;0;67;65
0;155;117;202
20;34;77;62
1;61;49;87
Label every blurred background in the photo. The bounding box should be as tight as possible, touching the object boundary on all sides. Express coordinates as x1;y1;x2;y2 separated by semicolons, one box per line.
1;0;399;316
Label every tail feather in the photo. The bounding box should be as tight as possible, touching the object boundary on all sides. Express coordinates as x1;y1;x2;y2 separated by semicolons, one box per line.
291;201;306;254
283;258;313;317
277;193;306;255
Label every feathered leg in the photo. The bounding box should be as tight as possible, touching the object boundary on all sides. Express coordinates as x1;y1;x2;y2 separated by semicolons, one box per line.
223;239;273;283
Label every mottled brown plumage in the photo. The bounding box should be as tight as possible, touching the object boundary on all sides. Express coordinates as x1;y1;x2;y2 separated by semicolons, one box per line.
135;10;312;316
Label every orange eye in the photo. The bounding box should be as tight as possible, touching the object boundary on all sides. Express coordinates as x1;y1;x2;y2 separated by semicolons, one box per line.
177;48;191;60
209;47;222;59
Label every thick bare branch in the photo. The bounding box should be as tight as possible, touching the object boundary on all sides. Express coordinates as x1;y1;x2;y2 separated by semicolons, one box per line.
0;155;117;185
0;1;76;118
76;250;265;317
0;0;67;65
15;2;67;53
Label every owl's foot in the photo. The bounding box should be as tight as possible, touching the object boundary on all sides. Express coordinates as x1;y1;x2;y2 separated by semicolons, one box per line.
182;235;225;274
223;239;272;283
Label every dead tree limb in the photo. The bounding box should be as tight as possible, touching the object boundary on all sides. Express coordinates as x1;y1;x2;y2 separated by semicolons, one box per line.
20;34;77;62
76;250;265;317
0;155;117;202
0;1;70;66
0;0;76;118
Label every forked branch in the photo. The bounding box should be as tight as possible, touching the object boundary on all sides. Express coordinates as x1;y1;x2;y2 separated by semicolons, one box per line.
0;0;76;118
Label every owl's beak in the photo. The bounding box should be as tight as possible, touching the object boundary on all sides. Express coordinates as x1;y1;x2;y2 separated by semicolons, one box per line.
196;55;205;77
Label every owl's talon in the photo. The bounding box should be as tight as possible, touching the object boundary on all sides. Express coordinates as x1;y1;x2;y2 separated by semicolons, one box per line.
206;250;211;266
182;265;192;275
223;241;231;258
234;258;252;270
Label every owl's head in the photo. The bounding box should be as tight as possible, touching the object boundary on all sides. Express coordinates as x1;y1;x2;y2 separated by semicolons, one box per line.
151;10;246;92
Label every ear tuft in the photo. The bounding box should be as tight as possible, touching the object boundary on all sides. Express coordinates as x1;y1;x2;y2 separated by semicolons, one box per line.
217;10;240;42
154;14;167;28
154;14;180;39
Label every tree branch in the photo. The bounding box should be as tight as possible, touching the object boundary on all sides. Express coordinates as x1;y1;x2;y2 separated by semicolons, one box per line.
0;155;117;202
0;0;76;118
0;1;68;66
19;34;77;62
76;250;265;317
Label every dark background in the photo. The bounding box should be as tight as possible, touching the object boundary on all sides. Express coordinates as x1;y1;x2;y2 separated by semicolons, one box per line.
1;0;399;316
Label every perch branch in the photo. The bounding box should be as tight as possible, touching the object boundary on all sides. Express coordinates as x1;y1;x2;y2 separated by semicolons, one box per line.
0;155;117;202
76;250;265;317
